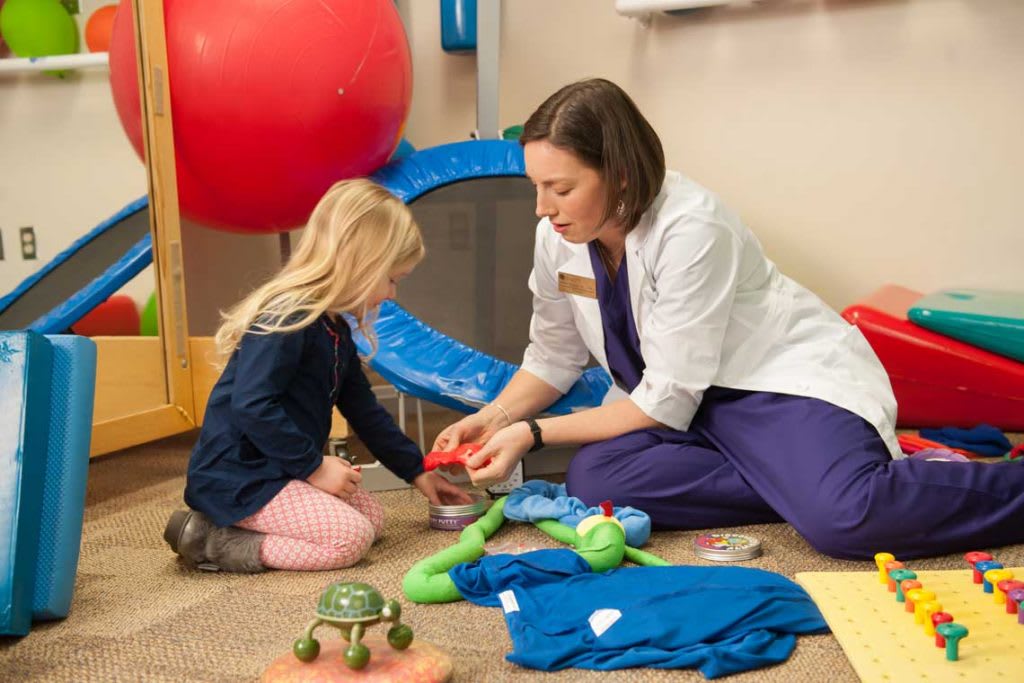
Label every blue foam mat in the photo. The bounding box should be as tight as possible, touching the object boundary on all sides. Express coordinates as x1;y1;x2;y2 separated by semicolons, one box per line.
33;335;97;620
0;332;52;636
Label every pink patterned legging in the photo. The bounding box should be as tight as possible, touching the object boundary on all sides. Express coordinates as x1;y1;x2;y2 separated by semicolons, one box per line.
236;480;384;571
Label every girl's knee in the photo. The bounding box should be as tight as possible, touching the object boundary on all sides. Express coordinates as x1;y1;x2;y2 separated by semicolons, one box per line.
325;516;376;568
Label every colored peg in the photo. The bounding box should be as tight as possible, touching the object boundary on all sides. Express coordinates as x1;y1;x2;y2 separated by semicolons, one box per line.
922;601;944;636
985;569;1015;604
874;552;896;584
964;551;993;583
902;582;924;612
885;561;906;591
908;589;935;624
935;622;969;662
1009;589;1024;625
890;569;917;602
975;561;1004;593
1000;581;1024;614
932;612;954;647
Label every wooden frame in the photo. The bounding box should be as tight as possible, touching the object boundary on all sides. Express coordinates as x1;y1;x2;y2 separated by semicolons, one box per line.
90;0;194;456
90;0;347;456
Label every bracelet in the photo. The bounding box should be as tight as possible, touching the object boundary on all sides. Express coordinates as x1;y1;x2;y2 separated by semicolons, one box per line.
490;401;512;426
523;417;544;452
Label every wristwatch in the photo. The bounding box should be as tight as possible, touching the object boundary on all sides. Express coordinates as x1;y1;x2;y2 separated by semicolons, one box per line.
523;418;544;453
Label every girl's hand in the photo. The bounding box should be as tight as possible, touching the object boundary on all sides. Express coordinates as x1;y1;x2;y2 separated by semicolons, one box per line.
412;471;474;505
464;421;533;487
431;406;507;452
307;456;362;499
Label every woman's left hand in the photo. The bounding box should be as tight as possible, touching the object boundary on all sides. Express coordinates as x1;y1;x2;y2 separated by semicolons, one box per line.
412;471;474;505
465;421;533;487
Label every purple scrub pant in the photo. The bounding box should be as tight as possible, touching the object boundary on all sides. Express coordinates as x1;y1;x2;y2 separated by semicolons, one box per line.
565;387;1024;560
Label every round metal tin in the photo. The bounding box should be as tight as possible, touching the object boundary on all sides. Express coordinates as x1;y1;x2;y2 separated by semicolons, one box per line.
428;494;488;531
694;532;762;562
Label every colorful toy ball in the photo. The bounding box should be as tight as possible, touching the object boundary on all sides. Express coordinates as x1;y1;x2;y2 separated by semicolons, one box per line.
0;0;78;59
84;4;117;53
107;0;412;234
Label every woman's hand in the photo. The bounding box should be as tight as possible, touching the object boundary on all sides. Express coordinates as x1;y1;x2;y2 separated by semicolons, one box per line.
307;456;362;499
464;421;533;487
413;471;474;505
432;406;508;452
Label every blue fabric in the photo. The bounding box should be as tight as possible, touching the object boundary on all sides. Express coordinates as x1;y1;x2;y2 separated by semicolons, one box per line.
918;424;1013;457
588;243;645;392
185;315;424;526
503;480;651;547
449;548;828;677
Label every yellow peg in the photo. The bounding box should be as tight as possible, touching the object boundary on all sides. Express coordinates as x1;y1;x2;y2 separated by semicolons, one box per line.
910;590;936;624
985;568;1015;605
874;552;895;585
922;600;944;636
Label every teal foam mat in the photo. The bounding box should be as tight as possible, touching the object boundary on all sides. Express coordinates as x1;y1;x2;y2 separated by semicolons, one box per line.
909;289;1024;363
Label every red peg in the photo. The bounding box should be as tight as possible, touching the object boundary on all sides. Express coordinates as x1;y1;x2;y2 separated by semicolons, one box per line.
885;561;906;591
932;612;954;647
964;551;994;584
1001;580;1024;614
901;580;923;612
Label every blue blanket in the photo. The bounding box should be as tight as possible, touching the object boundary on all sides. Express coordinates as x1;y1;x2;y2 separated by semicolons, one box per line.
503;480;651;547
450;549;828;678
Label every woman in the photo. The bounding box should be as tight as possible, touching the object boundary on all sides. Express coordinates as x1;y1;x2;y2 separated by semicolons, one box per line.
435;78;1023;560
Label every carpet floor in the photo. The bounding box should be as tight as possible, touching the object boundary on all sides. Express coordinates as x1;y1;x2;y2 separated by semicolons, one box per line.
2;431;1022;682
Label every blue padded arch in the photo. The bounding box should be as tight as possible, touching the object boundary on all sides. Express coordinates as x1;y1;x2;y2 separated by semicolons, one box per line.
366;139;611;414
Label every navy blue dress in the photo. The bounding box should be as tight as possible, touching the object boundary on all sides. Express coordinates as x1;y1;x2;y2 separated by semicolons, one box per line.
184;314;424;527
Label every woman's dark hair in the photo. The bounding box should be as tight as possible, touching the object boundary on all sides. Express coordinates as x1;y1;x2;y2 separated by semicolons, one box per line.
520;78;666;231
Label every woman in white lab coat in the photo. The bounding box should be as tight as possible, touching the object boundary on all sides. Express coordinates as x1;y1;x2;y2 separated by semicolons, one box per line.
435;78;1023;559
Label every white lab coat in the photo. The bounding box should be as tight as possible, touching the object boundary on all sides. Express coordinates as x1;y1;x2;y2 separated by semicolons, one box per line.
521;170;903;460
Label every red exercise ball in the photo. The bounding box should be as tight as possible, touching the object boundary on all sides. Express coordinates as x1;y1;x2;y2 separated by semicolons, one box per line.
71;295;141;337
85;4;117;52
108;0;412;234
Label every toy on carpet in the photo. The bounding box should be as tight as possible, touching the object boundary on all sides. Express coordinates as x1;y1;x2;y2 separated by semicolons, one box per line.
798;550;1024;679
263;634;452;683
421;443;486;472
292;582;411;670
403;495;669;604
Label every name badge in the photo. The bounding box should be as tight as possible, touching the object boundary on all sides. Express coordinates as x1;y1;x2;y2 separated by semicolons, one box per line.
558;272;597;299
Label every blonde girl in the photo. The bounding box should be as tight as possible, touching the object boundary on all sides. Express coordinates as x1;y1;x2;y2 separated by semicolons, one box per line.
164;179;471;573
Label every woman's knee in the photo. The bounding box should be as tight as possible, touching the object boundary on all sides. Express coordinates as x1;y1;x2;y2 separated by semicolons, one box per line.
565;442;621;505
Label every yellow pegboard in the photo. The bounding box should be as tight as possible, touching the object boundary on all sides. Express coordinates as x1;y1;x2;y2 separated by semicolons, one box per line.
796;569;1024;682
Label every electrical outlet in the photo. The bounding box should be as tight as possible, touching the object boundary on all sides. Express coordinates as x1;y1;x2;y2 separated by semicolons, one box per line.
20;227;37;260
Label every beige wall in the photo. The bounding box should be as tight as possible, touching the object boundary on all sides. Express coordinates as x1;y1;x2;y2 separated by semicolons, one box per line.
2;0;1021;329
402;0;1024;308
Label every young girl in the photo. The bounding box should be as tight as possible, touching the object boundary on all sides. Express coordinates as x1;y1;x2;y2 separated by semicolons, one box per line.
164;178;472;573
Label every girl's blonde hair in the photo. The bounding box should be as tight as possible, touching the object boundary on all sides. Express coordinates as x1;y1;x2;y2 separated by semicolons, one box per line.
214;178;423;360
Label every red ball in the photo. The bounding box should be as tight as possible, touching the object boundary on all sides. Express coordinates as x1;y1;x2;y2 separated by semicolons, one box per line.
85;4;117;52
71;295;141;337
108;0;411;233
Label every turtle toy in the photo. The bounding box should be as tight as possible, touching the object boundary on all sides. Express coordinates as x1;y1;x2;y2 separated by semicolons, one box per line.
292;582;413;670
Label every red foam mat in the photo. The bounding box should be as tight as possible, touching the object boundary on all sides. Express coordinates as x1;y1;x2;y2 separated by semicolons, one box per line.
842;285;1024;430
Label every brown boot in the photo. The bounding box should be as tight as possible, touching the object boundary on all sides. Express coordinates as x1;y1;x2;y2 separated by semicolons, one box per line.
164;509;215;568
203;526;267;574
